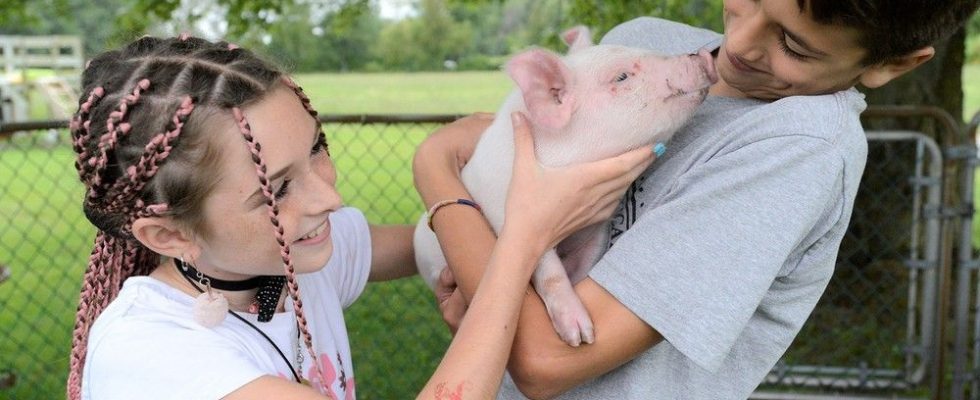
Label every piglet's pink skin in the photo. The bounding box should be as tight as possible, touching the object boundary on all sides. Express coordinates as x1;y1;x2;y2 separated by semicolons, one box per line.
415;26;717;346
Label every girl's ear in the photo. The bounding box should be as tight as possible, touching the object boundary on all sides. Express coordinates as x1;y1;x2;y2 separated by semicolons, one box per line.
131;217;197;259
858;46;935;89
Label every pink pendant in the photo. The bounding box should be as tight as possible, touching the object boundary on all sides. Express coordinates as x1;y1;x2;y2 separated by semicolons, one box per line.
193;292;228;328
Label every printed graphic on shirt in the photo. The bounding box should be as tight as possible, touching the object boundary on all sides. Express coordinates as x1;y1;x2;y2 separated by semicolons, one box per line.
609;176;647;246
304;352;355;400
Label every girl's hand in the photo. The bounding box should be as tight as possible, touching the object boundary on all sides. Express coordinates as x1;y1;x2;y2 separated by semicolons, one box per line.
435;267;466;335
502;112;657;251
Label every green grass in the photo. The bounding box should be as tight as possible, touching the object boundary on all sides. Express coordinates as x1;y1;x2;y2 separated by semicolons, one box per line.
965;64;980;121
295;71;511;115
967;64;980;250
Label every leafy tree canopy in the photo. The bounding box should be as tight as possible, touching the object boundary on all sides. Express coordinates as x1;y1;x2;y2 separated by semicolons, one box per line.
3;0;976;71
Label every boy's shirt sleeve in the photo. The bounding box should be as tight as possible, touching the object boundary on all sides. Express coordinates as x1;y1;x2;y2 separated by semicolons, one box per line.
589;134;846;372
600;16;723;55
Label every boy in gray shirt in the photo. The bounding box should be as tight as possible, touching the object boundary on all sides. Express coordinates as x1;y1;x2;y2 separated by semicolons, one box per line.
413;1;980;399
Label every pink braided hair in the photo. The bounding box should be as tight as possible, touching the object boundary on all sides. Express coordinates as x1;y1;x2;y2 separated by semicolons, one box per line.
232;106;328;392
71;87;105;180
105;96;195;213
86;79;150;189
281;77;328;155
67;88;192;400
68;35;330;399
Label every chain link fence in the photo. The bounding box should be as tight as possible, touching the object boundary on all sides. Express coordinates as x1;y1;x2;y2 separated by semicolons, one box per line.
757;130;942;397
1;109;979;399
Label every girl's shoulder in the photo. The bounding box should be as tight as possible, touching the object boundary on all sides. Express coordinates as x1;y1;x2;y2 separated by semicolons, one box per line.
83;278;272;399
86;277;206;354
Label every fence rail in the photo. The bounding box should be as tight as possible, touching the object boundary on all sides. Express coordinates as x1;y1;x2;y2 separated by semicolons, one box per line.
1;109;978;399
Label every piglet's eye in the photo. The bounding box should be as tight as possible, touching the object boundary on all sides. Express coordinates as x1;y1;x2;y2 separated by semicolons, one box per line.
615;72;630;82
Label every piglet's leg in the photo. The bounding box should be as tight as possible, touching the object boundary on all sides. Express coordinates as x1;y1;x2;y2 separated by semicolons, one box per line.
533;250;595;346
557;224;608;284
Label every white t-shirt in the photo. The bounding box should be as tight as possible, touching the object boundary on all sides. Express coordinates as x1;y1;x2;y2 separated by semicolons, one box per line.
82;207;372;400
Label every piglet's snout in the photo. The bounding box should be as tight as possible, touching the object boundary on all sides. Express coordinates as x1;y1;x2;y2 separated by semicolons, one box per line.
676;49;717;92
693;48;718;85
660;50;717;101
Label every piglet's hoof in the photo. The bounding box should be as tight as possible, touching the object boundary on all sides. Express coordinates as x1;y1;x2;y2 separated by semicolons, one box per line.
545;297;596;347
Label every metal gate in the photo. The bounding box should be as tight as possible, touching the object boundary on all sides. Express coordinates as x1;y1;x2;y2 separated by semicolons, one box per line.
755;106;976;399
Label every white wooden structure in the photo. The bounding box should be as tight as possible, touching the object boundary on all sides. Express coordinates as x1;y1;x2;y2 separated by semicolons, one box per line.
0;35;83;123
0;35;84;74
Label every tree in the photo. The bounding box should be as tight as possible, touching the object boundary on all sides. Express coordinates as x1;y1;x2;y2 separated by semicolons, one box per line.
503;0;566;52
121;0;288;37
247;1;381;72
0;0;121;57
373;0;473;71
567;0;723;37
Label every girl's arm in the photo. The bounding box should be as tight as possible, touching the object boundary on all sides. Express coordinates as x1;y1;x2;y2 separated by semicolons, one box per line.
368;224;417;281
415;112;663;399
416;113;655;399
224;376;326;399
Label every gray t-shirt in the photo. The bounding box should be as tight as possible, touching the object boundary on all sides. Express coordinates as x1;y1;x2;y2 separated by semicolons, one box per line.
499;17;868;399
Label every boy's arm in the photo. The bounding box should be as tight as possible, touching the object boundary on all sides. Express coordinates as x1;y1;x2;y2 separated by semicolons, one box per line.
417;114;847;398
368;225;417;281
414;116;664;398
418;112;656;399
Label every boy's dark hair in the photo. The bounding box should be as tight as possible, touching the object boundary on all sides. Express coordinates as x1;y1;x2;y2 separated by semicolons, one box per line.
800;0;980;65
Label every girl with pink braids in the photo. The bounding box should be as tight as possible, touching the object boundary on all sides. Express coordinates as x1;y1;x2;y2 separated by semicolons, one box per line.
67;35;654;400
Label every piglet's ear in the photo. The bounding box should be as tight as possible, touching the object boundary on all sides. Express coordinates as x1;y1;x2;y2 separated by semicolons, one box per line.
506;49;575;130
561;25;593;53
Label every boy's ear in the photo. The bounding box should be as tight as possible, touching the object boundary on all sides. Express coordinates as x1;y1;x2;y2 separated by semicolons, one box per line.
859;46;935;89
131;217;197;260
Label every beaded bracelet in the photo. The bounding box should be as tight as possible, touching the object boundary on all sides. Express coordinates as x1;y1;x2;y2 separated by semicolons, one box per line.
427;198;482;230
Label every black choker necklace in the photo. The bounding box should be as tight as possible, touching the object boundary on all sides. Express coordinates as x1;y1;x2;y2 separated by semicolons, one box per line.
174;258;285;322
174;259;303;383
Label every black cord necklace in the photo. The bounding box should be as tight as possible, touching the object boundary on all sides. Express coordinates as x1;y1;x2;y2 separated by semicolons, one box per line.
174;258;285;322
174;260;303;383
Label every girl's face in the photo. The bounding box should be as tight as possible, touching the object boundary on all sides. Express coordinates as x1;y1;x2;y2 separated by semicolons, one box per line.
712;0;871;100
191;85;342;280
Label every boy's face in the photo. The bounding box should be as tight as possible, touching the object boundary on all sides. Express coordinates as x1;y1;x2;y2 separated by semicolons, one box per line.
711;0;871;100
